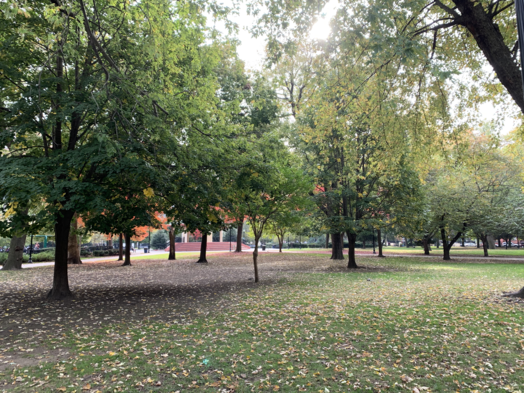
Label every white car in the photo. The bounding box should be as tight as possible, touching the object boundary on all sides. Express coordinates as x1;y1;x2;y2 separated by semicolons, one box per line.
463;242;477;247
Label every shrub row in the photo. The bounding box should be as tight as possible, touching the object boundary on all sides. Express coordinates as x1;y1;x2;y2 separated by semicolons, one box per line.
0;251;55;265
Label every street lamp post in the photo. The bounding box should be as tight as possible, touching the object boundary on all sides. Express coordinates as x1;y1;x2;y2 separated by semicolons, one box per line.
28;234;33;264
373;229;376;255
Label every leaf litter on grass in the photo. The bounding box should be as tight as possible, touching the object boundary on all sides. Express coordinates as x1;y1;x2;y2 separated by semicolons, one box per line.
0;253;523;392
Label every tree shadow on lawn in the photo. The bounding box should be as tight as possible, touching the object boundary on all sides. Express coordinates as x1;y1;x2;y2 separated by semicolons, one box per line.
0;253;401;369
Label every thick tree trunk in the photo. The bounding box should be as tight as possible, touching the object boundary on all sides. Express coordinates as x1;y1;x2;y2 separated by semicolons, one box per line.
346;232;358;268
168;227;176;260
122;233;131;266
197;235;208;263
446;0;524;114
441;227;451;261
377;229;384;257
2;235;26;270
325;233;330;248
118;233;123;261
498;238;502;247
476;237;480;248
423;238;430;255
330;232;344;260
67;216;82;264
480;234;489;257
253;236;260;282
235;221;243;252
48;210;75;300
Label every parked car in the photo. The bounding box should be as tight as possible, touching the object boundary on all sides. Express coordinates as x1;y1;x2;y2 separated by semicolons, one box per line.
463;242;477;247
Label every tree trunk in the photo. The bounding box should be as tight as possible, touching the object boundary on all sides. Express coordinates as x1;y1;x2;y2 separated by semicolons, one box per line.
277;235;283;252
477;237;480;248
235;221;243;252
498;238;502;247
67;216;82;264
377;229;384;257
48;210;75;300
423;238;430;255
122;233;131;266
197;234;208;263
168;227;176;260
362;239;366;249
107;237;113;249
253;236;260;282
346;232;358;268
480;234;489;257
330;232;344;260
118;233;123;261
441;227;451;261
2;235;26;270
446;0;524;115
325;233;330;248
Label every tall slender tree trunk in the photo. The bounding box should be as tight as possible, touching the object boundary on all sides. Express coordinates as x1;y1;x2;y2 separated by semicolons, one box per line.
235;221;243;252
107;237;113;249
476;237;480;248
48;210;75;300
330;233;344;260
480;234;489;257
277;234;283;252
325;233;330;248
118;233;123;261
122;233;131;266
2;235;26;270
362;239;366;249
67;215;82;264
346;232;358;268
197;235;208;263
253;235;260;282
377;229;384;257
168;227;176;260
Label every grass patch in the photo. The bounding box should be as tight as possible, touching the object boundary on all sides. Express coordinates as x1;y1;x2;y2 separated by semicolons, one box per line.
1;254;523;392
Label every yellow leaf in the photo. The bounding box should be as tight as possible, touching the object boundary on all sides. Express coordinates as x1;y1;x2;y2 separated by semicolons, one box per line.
82;384;91;390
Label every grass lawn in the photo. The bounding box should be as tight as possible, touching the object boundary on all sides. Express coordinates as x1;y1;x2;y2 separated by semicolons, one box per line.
1;253;523;392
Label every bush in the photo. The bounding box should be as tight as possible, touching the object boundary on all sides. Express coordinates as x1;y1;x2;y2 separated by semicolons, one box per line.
30;251;54;262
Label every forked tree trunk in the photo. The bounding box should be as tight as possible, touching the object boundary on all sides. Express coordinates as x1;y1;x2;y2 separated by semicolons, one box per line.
235;221;243;252
48;210;75;300
168;227;176;260
118;233;123;261
330;233;344;260
122;233;131;266
2;235;26;270
377;229;384;257
346;232;358;268
197;234;208;263
67;216;82;265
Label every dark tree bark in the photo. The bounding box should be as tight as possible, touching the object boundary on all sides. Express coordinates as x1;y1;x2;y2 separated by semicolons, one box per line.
346;232;358;268
423;238;431;255
377;228;385;257
67;215;82;264
330;232;344;260
477;237;480;248
122;233;131;266
362;239;366;249
325;233;330;248
168;226;176;260
2;235;26;270
235;221;244;252
480;234;489;257
498;238;502;247
118;233;123;261
48;210;75;300
197;234;208;263
107;237;112;249
440;227;463;261
502;286;524;298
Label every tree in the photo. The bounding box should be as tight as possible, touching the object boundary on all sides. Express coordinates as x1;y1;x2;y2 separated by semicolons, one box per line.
151;230;168;250
0;0;229;298
237;136;312;282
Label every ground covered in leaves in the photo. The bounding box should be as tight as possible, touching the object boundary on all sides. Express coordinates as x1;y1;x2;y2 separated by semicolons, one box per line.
0;253;523;392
